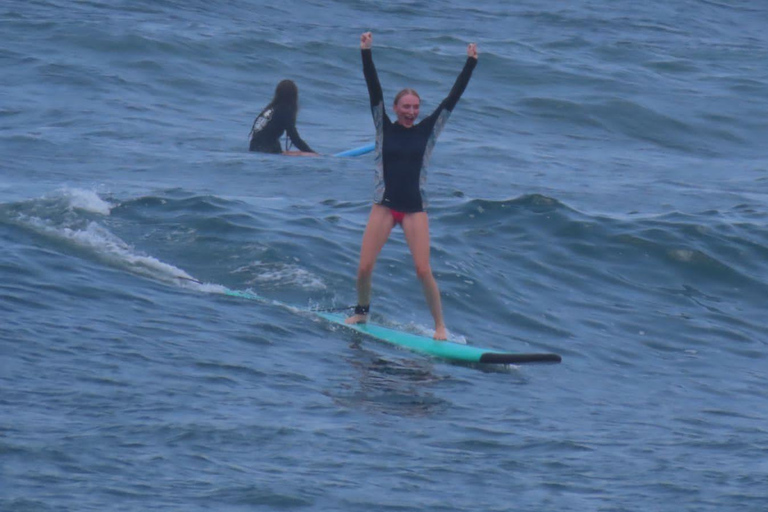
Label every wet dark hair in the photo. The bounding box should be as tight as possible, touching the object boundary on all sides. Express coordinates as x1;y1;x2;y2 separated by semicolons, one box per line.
260;79;300;122
272;79;299;107
394;88;420;106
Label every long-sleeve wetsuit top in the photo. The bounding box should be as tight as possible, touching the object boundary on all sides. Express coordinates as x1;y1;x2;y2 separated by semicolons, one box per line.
248;105;314;154
362;48;476;212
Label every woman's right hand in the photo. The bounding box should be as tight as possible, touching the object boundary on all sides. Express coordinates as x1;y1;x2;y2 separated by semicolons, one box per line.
360;32;372;50
467;43;478;59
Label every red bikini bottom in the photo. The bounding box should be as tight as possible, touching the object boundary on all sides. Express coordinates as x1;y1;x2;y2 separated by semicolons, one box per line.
389;208;406;225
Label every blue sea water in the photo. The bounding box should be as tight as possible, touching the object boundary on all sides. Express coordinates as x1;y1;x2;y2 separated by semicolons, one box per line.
2;0;768;510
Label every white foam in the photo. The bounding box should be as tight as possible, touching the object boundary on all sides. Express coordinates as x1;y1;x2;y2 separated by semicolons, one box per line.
669;249;695;262
235;261;327;291
194;282;229;294
55;188;113;215
22;216;205;288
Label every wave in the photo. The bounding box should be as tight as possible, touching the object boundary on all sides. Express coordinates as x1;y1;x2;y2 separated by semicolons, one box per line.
0;187;338;296
0;188;203;287
439;195;768;293
6;188;767;293
4;186;767;357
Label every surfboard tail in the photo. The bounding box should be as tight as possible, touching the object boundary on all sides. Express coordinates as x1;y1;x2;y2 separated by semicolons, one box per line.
479;352;562;364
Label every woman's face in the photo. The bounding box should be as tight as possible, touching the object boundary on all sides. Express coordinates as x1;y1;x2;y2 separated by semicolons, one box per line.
393;94;420;128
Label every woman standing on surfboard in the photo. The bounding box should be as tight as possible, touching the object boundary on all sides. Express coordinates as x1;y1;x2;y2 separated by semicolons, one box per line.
249;79;317;156
346;31;478;340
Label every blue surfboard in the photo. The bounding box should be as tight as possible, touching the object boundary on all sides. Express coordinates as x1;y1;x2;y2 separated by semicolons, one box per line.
223;289;561;365
334;143;375;157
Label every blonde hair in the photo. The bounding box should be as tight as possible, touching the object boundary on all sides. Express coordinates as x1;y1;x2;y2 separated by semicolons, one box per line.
393;88;420;106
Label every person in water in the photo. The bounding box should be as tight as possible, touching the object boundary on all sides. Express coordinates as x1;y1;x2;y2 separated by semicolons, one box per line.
248;79;317;156
346;31;478;340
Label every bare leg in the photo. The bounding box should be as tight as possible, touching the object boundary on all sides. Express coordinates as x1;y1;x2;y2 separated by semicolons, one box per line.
346;204;394;324
401;212;447;340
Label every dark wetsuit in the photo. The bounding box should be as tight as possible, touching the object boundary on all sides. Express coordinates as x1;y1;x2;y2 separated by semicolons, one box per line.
248;105;314;154
362;48;476;212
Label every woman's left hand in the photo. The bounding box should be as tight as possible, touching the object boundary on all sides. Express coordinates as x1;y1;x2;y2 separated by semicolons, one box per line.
467;43;478;59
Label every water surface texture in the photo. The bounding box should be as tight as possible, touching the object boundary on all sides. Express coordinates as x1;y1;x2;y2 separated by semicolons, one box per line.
2;1;768;510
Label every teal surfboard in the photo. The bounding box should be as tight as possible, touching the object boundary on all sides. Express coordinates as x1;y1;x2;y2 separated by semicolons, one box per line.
223;289;561;365
316;312;561;365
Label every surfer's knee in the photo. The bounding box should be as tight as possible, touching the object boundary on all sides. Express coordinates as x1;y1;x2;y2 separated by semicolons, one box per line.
414;262;433;281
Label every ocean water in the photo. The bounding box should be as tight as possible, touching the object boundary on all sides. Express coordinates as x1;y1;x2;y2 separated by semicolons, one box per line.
2;0;768;510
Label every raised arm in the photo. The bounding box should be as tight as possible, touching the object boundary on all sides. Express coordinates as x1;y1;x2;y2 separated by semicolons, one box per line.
442;43;479;113
360;32;384;109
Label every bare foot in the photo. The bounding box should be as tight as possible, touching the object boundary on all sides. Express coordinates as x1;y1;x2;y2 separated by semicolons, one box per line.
434;325;447;341
345;314;368;325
